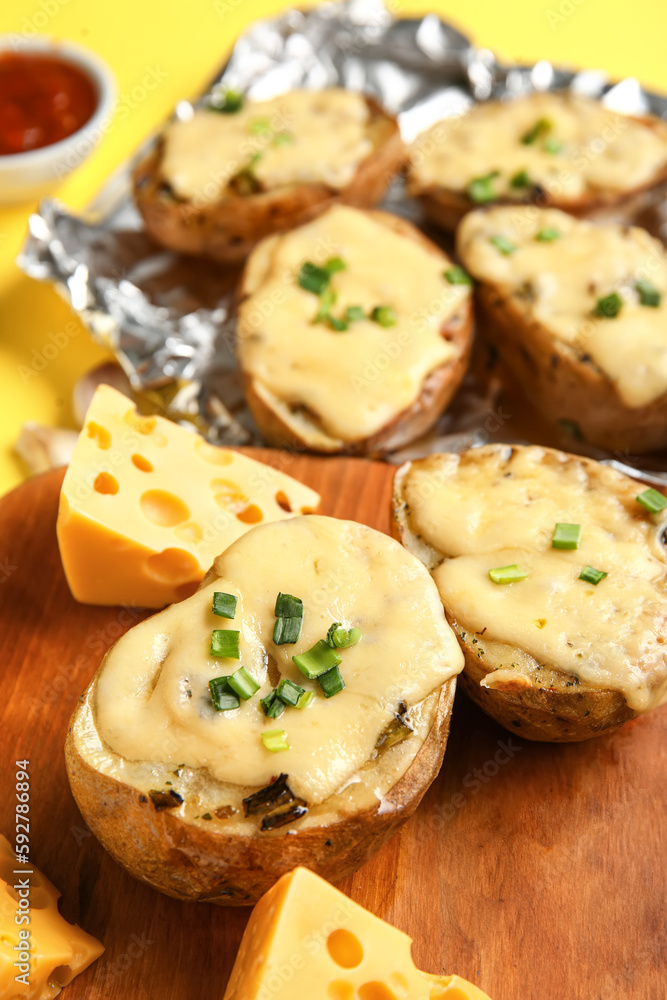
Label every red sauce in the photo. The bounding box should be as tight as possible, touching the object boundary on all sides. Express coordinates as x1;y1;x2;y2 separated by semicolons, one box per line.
0;52;98;156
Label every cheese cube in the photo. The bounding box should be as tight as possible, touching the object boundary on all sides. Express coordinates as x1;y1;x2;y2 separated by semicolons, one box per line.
57;386;320;607
0;834;103;999
222;867;492;1000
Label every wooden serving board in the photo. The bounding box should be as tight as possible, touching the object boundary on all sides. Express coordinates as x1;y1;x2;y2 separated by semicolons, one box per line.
0;453;665;1000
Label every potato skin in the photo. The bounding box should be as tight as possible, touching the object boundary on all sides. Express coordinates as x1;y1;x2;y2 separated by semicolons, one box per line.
133;96;404;263
238;210;473;457
64;678;455;906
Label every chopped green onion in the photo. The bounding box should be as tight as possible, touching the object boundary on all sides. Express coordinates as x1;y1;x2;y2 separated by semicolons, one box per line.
298;261;331;295
313;288;337;323
328;315;349;332
272;131;293;146
636;279;662;308
543;137;563;154
489;564;528;584
212;592;237;619
325;622;342;647
326;624;362;649
443;266;473;286
247;152;262;168
209;677;240;711
276;678;305;707
521;117;551;145
552;522;582;550
467;172;499;204
594;292;623;318
275;593;303;618
210;89;243;113
579;565;608;585
535;227;560;242
296;690;314;709
370;305;397;327
489;235;517;256
324;256;346;274
228;666;260;701
510;169;531;188
344;305;366;322
261;729;290;753
637;487;667;513
273;616;303;644
260;690;285;720
249;117;271;134
293;640;342;679
210;629;240;659
317;665;346;698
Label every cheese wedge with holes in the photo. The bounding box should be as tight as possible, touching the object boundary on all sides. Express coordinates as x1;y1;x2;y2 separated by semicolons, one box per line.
222;867;491;1000
57;385;320;608
0;834;103;999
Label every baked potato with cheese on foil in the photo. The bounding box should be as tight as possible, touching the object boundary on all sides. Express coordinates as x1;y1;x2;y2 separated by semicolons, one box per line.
392;444;667;742
65;515;464;904
456;206;667;453
133;88;404;263
237;205;473;456
407;91;667;232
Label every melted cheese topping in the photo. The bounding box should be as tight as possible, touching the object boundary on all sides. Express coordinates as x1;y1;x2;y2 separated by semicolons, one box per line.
161;89;373;203
409;92;667;201
401;446;667;712
458;206;667;408
93;515;463;805
237;205;468;443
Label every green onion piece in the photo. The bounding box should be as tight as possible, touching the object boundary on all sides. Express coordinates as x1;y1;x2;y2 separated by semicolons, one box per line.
317;665;346;698
489;235;517;256
543;137;563;154
275;593;304;618
273;616;303;644
272;131;293;146
276;677;305;707
467;172;499;204
210;89;243;114
443;266;473;286
345;305;366;322
579;565;608;585
313;288;338;323
212;592;237;619
535;227;560;242
521;117;551;144
637;487;667;513
261;729;290;753
260;690;285;720
298;262;331;295
510;169;531;188
328;315;349;332
332;626;362;649
370;305;397;327
209;677;240;711
296;690;314;709
247;152;262;168
249;117;271;134
552;522;582;550
489;564;528;584
210;629;240;659
325;622;342;647
228;666;260;701
324;256;346;274
594;292;623;318
293;640;342;679
636;279;662;308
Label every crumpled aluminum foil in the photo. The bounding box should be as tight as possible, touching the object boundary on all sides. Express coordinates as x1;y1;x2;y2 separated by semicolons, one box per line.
16;0;667;461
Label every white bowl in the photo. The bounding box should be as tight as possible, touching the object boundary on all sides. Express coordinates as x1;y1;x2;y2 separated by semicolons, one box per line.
0;36;116;205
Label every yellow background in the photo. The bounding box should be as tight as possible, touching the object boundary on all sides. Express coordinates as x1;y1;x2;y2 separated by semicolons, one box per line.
1;0;666;495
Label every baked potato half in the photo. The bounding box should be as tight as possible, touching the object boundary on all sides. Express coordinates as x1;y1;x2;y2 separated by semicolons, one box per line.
456;206;667;453
65;515;463;904
408;91;667;232
392;444;667;742
133;88;404;263
237;204;473;456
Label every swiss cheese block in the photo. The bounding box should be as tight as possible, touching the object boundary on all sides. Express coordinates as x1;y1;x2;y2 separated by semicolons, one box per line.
222;867;491;1000
56;385;320;608
0;834;103;999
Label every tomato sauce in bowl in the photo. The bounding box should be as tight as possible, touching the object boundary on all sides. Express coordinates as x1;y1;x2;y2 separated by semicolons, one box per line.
0;51;98;156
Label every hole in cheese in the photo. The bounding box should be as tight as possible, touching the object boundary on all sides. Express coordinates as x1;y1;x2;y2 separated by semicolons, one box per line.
140;489;190;527
94;472;119;495
86;421;111;449
236;503;263;524
275;490;292;512
195;439;235;465
358;985;398;1000
211;478;249;514
49;964;75;987
328;982;356;1000
175;521;203;544
123;410;156;435
145;548;200;584
132;454;153;472
388;972;410;996
327;929;364;969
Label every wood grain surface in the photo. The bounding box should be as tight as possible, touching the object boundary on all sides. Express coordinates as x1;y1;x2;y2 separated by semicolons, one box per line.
0;453;664;1000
